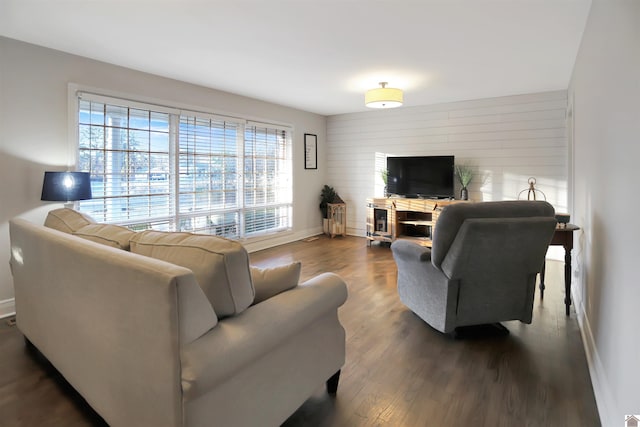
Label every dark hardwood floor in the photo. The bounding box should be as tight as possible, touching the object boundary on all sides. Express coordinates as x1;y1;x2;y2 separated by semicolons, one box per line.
0;235;600;426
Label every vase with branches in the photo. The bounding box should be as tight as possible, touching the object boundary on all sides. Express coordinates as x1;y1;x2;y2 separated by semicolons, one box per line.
455;164;474;200
380;169;389;197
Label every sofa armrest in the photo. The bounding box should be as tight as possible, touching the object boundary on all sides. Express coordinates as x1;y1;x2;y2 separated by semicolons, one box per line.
391;240;432;263
180;272;347;400
9;218;218;427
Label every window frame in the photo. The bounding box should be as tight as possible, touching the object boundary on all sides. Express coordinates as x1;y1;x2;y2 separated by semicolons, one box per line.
71;88;294;241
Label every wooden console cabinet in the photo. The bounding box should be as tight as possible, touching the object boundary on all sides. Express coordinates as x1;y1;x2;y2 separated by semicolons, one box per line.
366;198;462;247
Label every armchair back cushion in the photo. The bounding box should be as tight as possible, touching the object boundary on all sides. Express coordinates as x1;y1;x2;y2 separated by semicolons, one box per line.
130;230;255;318
431;200;555;268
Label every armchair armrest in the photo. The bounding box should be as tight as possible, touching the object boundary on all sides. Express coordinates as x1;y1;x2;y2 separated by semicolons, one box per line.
180;272;347;400
391;240;432;262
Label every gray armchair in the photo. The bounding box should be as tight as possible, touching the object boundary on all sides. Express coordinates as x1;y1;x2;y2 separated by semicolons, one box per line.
391;201;557;335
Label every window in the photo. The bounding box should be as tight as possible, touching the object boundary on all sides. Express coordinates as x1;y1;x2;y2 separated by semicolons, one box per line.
77;92;292;239
244;124;292;236
177;114;241;238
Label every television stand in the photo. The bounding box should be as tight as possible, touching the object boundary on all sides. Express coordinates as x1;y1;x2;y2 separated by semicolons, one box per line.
366;197;464;247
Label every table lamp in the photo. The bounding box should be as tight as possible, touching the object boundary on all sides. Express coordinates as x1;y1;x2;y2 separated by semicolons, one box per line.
41;171;92;208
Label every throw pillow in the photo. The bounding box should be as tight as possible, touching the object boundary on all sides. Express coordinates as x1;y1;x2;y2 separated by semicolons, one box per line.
129;230;254;318
251;262;302;305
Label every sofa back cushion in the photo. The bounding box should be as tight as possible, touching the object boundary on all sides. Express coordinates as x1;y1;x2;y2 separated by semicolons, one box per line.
73;224;137;250
130;230;254;318
44;208;95;233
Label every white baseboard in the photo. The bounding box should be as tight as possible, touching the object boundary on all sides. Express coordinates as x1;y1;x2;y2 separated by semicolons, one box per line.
0;298;16;319
573;286;613;426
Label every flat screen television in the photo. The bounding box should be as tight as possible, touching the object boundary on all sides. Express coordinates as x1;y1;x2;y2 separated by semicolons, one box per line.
387;155;455;199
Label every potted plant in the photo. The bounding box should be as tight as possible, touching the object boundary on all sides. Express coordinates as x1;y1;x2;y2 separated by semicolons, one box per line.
319;185;338;218
455;164;474;200
380;169;389;197
319;185;343;234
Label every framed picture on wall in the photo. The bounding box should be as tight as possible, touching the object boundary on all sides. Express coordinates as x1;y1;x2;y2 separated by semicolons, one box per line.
304;133;317;169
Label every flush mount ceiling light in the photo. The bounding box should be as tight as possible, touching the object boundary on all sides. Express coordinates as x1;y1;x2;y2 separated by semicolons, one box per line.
365;82;403;109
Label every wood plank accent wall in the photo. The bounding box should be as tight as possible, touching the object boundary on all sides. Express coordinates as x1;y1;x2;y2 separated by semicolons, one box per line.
326;90;568;236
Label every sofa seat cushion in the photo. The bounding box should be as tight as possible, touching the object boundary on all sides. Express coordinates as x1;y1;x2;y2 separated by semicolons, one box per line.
73;223;137;250
44;208;95;233
130;230;254;318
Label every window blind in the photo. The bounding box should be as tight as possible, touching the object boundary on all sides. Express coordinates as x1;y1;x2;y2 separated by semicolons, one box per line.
77;97;174;227
76;92;293;239
244;124;292;236
177;114;241;238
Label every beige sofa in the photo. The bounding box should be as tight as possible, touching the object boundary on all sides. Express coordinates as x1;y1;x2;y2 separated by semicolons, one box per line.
9;209;347;427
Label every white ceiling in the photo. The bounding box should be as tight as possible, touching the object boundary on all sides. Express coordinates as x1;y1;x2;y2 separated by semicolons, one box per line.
0;0;591;116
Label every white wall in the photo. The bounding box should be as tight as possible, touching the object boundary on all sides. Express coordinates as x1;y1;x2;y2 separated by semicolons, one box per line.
0;37;327;316
569;1;640;424
327;91;569;236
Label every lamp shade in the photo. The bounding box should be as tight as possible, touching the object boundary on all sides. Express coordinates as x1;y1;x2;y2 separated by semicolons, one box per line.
365;82;403;108
41;171;92;202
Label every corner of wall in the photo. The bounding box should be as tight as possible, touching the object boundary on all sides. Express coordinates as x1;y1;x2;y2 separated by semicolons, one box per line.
573;285;614;427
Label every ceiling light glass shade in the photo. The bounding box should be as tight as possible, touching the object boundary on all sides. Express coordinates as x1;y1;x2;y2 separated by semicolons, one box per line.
365;82;403;108
41;171;92;202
